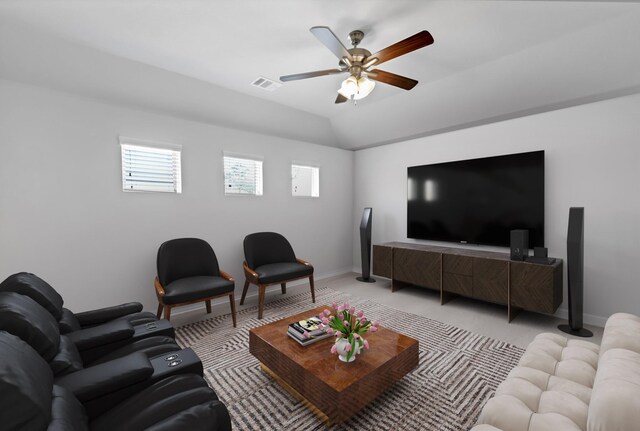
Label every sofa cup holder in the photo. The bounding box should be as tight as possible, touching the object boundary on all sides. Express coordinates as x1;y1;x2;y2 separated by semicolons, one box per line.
150;348;203;381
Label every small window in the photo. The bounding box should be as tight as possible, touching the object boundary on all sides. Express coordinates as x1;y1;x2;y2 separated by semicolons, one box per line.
292;164;319;197
120;137;182;193
223;153;263;196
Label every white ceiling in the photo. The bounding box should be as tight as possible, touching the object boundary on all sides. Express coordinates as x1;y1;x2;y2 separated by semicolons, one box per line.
1;0;639;150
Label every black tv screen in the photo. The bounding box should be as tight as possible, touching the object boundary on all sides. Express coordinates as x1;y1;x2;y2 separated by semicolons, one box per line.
407;151;544;247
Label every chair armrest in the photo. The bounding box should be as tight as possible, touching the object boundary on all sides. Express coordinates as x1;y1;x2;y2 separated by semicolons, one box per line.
66;319;134;351
219;270;235;282
55;352;153;403
75;302;144;326
243;262;260;284
154;276;166;300
296;258;313;268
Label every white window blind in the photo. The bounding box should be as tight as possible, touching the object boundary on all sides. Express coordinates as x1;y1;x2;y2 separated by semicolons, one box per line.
292;164;319;197
223;154;263;196
120;138;182;193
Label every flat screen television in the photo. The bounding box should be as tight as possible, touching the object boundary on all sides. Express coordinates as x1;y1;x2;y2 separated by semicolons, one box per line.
407;151;544;247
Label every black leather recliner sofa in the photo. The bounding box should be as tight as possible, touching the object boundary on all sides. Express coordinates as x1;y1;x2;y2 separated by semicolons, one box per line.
0;330;231;431
0;272;158;332
0;291;182;373
0;290;232;429
0;272;177;364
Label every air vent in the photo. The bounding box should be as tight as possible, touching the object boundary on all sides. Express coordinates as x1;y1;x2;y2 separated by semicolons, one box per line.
251;76;282;92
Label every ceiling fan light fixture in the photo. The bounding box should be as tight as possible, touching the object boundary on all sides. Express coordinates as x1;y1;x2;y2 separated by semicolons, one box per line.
337;76;359;99
355;76;375;100
337;75;376;101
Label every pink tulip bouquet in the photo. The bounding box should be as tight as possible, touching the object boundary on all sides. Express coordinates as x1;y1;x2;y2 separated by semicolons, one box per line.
319;302;379;362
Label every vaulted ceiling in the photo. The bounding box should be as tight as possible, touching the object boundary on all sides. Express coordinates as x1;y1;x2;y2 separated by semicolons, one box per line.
1;1;639;150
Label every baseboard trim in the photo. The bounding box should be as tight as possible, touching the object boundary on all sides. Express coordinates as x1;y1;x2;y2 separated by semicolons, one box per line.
553;308;607;328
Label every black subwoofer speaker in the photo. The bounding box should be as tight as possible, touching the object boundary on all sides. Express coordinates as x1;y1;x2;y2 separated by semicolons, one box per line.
357;207;375;283
558;207;593;337
510;229;529;261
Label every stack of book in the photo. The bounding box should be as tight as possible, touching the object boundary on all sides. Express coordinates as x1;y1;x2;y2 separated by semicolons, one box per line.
287;315;332;346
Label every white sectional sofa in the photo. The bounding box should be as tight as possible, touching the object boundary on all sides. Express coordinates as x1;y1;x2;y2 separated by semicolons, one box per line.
472;313;640;431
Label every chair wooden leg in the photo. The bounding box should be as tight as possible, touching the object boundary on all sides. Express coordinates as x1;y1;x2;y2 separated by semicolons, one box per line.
164;305;172;321
206;300;212;314
156;303;163;319
229;292;237;327
309;275;316;303
258;285;266;319
240;280;250;305
281;283;286;294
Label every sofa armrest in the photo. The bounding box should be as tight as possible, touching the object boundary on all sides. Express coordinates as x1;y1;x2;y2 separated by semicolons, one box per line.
55;352;153;403
66;319;134;351
74;302;144;326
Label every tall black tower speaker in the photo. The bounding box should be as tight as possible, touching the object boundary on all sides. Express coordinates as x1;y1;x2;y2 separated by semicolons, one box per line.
357;207;375;283
558;207;593;337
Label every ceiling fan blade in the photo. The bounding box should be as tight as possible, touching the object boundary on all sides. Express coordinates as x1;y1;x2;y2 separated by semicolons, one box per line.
310;26;353;62
335;94;348;104
368;69;418;90
368;30;434;66
280;68;345;82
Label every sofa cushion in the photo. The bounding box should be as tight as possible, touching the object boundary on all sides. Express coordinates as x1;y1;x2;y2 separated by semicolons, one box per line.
587;348;640;431
598;313;640;359
478;371;589;430
474;332;599;431
503;366;593;407
0;332;54;430
50;335;84;376
517;333;599;388
0;272;64;320
0;291;61;361
59;308;82;333
477;394;584;431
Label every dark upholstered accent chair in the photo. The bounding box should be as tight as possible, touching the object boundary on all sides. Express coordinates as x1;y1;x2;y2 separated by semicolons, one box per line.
155;238;236;326
241;232;315;319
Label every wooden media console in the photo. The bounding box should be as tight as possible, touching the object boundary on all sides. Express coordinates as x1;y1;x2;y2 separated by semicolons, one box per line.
372;242;563;321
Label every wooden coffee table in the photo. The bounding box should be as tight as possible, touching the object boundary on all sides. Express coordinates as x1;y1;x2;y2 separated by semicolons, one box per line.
249;305;419;424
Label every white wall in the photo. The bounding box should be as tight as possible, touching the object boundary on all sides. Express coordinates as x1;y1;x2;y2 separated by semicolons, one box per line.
0;80;354;313
353;93;640;325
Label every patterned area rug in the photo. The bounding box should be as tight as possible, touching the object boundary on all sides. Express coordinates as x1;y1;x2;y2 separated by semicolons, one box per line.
175;286;523;431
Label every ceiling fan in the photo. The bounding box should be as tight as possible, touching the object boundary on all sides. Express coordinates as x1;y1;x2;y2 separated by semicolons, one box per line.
280;26;434;104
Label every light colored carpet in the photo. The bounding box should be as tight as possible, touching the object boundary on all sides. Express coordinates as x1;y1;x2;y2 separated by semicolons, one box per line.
175;286;524;430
